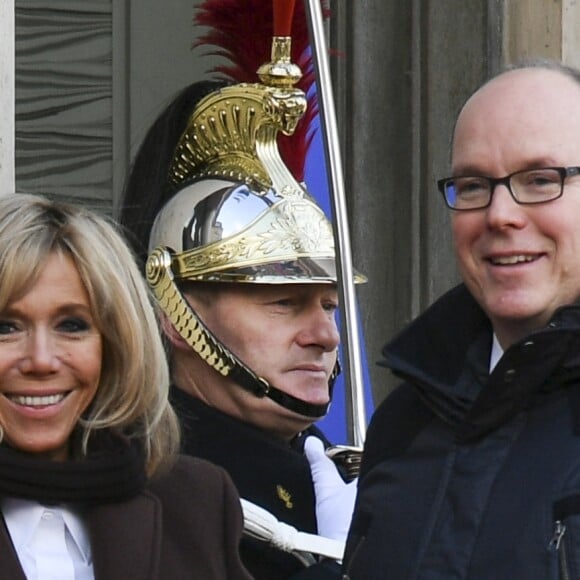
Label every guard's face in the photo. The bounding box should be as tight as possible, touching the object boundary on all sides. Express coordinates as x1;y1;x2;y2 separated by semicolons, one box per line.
0;252;102;460
451;68;580;348
188;283;339;439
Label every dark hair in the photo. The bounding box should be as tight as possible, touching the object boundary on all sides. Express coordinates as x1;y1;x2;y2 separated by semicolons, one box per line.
119;80;229;268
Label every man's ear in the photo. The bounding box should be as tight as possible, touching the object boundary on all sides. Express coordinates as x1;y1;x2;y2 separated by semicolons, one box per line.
160;313;192;352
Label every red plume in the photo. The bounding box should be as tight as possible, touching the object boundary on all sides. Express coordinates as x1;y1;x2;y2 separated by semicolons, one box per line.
193;0;330;182
273;0;297;36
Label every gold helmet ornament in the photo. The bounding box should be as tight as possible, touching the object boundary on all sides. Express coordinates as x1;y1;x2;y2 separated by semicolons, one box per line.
148;79;338;285
144;0;365;418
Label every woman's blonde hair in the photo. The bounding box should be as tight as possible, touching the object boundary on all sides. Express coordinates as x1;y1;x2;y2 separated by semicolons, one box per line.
0;193;179;476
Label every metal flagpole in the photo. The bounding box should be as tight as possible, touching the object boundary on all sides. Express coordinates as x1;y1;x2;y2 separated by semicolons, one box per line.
304;0;367;449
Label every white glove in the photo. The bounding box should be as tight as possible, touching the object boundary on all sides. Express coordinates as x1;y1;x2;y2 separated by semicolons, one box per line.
304;436;358;542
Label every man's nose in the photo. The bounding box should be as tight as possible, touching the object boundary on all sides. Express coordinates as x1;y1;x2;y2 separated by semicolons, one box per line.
485;183;527;228
297;308;341;351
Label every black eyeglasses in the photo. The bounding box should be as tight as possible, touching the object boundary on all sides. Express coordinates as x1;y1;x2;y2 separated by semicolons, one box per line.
437;166;580;211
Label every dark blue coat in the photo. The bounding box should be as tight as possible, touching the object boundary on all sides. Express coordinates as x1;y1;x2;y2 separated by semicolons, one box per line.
343;284;580;579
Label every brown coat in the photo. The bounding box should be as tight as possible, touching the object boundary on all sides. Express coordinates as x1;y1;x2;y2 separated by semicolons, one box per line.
0;455;252;580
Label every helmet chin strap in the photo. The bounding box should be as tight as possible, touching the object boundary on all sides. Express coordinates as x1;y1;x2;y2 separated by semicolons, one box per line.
147;247;334;419
228;364;332;419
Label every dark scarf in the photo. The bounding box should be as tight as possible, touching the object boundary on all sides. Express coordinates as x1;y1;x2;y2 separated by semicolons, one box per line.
0;431;146;505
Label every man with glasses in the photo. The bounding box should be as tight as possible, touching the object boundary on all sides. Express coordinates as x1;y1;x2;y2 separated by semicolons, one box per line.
342;61;580;579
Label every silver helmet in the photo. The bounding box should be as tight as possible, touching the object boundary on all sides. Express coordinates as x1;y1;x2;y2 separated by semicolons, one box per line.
145;36;364;418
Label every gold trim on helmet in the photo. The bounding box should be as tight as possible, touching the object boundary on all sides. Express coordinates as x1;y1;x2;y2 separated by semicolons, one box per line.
171;193;335;283
150;38;366;286
168;82;307;194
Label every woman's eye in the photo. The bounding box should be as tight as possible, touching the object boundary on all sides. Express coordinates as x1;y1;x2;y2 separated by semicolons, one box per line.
57;318;91;333
323;302;338;313
0;321;18;335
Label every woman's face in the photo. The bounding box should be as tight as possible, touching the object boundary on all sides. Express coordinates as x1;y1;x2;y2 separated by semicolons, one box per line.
0;252;102;460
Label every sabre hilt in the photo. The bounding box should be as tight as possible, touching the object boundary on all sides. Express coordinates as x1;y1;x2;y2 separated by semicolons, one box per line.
326;445;363;482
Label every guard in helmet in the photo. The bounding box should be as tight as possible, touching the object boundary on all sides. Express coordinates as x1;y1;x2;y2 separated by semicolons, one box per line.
120;18;362;580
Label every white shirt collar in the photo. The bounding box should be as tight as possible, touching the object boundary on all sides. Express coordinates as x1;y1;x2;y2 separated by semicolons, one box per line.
489;333;504;373
1;497;91;564
60;504;91;564
1;498;45;552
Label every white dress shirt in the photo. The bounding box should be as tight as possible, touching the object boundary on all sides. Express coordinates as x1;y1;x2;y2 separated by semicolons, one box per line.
490;333;504;373
1;497;93;580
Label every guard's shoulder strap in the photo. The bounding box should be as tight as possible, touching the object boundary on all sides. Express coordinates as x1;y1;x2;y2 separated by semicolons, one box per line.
241;498;345;566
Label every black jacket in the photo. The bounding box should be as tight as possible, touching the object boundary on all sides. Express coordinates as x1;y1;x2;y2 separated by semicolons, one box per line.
343;284;580;579
170;386;341;579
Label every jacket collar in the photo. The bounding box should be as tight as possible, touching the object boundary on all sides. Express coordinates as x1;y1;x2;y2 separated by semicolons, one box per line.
382;284;580;440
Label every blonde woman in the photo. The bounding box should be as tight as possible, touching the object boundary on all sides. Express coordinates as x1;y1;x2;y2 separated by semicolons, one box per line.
0;193;250;580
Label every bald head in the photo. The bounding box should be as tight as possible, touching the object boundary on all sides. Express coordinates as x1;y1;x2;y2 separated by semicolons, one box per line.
452;67;580;176
447;64;580;348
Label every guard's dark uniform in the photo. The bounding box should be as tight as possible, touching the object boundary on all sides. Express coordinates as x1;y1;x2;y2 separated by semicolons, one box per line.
170;385;342;579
